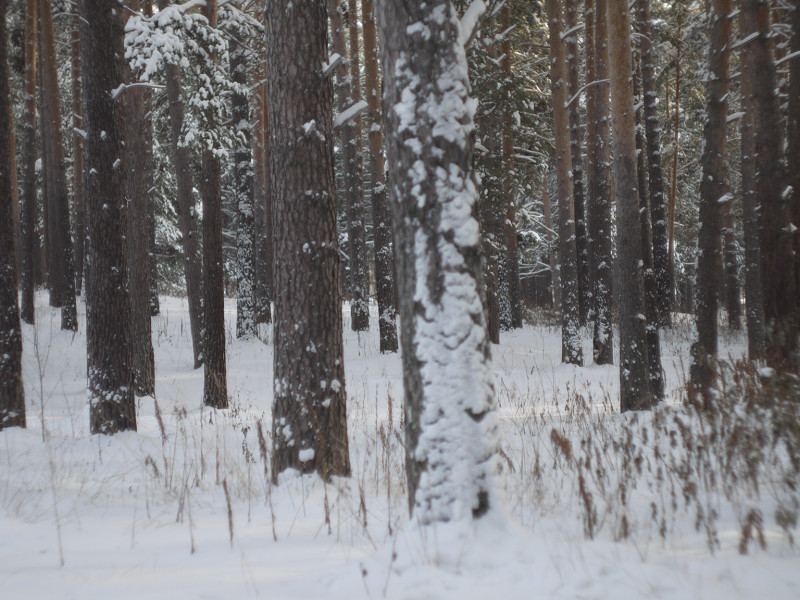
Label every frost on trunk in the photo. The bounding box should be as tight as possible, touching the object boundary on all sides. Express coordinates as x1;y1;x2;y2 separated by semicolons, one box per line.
80;0;136;434
377;0;499;524
546;0;583;366
0;0;25;430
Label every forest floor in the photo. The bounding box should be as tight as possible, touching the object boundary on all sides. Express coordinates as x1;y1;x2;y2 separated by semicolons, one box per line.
1;294;798;599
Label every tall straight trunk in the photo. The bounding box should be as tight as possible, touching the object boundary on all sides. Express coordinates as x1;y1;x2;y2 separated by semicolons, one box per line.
634;54;664;401
6;63;19;277
20;0;37;325
230;29;256;340
0;0;25;430
691;0;731;405
542;182;561;309
158;0;203;368
36;54;48;289
667;15;683;312
80;0;136;434
252;47;272;325
789;0;800;310
330;0;369;332
546;0;583;366
71;5;85;297
266;0;350;478
123;0;155;398
742;0;798;369
362;0;397;352
143;0;159;317
590;0;614;365
635;0;671;326
607;0;651;410
565;0;590;325
722;198;740;328
201;0;227;409
377;0;498;524
39;0;77;331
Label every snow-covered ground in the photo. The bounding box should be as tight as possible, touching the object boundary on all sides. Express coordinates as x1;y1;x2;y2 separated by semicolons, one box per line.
1;294;798;599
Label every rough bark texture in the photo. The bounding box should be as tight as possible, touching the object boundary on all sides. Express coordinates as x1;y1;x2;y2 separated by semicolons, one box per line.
743;0;798;370
565;0;589;325
201;0;227;410
542;181;561;309
362;0;398;352
546;0;583;366
39;0;77;332
71;5;85;298
266;0;350;479
20;0;37;325
124;0;155;398
635;0;671;327
0;0;25;430
231;32;256;340
722;199;740;329
377;0;498;524
252;51;272;326
330;0;369;332
607;0;651;410
80;0;136;434
143;0;159;317
790;0;800;315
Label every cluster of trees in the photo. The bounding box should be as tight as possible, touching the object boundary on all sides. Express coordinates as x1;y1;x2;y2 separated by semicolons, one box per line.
1;0;799;527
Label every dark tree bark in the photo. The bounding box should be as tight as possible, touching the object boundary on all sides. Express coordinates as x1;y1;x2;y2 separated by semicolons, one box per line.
123;0;155;398
19;0;37;325
39;0;77;332
158;0;203;368
742;0;798;370
201;0;227;409
377;0;497;523
542;180;561;309
0;0;25;430
80;0;136;434
607;0;651;410
565;0;590;325
722;198;740;329
330;0;369;332
266;0;350;478
362;0;398;352
546;0;583;366
230;23;256;340
71;4;85;298
252;53;272;326
144;0;159;318
635;0;671;327
789;0;800;313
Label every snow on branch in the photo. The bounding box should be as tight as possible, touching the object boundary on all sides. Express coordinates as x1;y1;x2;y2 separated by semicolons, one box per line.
322;53;343;78
458;0;486;49
565;79;609;109
730;32;759;50
333;100;368;129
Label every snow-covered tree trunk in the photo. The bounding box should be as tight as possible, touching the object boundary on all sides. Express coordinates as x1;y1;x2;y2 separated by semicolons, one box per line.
546;0;583;366
266;0;350;478
362;0;398;353
80;0;136;434
607;0;651;410
19;0;36;326
742;0;798;370
0;0;25;431
377;0;499;523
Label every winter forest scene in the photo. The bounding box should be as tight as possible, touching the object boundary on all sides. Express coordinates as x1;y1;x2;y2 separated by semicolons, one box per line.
1;0;800;597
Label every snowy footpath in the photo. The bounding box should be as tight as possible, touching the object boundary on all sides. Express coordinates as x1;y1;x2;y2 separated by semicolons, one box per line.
1;295;798;599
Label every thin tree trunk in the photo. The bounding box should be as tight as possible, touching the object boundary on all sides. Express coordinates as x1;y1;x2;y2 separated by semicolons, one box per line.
39;0;77;331
607;0;651;410
377;0;497;523
252;47;272;326
71;5;85;297
266;0;350;478
362;0;397;352
742;0;798;370
722;198;740;329
20;0;37;325
590;0;614;365
789;0;800;313
158;0;203;368
542;181;560;310
668;15;683;312
0;0;25;430
143;0;159;317
80;0;136;434
546;0;583;366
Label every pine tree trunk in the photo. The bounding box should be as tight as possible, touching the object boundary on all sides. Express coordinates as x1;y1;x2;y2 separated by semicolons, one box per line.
80;0;136;434
20;0;37;325
722;199;740;329
362;0;398;352
123;0;155;398
789;0;800;313
742;0;798;370
266;0;350;479
201;0;227;409
546;0;583;366
607;0;651;410
252;51;272;326
143;0;159;318
38;0;77;332
71;5;85;298
158;0;204;368
377;0;498;523
230;30;256;340
0;0;25;430
542;181;561;310
565;0;590;325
